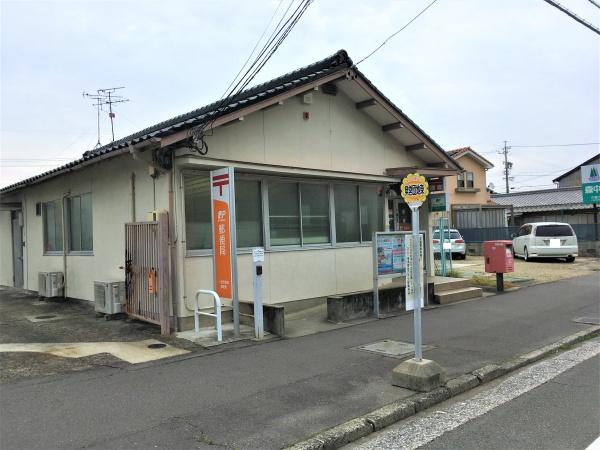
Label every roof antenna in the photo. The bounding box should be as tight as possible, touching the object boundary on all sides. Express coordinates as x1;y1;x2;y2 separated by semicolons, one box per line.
83;87;130;145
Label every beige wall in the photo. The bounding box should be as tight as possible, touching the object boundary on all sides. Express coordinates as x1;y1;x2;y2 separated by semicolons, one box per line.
0;211;14;286
445;155;491;205
200;88;422;174
175;88;432;318
14;153;168;300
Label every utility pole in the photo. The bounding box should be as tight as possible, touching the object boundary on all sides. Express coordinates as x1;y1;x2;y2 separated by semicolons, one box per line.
500;140;513;193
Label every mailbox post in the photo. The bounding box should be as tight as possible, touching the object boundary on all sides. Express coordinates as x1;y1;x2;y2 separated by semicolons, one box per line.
483;240;514;292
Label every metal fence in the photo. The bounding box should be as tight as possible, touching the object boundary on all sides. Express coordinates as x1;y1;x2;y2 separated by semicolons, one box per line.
458;223;599;243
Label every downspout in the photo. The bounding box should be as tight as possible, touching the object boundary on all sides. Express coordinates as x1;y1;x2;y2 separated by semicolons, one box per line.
168;150;180;330
61;190;70;298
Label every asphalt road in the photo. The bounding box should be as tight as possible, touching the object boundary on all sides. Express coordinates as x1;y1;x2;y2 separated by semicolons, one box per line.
350;342;600;450
0;274;598;449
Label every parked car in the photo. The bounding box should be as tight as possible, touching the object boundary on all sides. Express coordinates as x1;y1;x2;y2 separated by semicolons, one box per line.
432;229;466;259
512;222;578;262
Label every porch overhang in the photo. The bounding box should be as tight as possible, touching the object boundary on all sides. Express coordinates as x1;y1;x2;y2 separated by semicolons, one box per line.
385;167;459;179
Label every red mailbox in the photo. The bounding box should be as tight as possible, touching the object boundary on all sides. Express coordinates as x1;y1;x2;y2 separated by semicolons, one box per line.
483;240;514;273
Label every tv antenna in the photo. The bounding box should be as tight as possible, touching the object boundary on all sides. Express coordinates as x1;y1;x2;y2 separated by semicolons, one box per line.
82;86;129;145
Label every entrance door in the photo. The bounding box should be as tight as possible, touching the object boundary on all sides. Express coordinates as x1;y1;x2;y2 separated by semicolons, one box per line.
11;211;24;288
391;199;412;231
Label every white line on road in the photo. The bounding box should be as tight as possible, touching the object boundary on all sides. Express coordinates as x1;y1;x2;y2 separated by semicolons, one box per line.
352;340;600;450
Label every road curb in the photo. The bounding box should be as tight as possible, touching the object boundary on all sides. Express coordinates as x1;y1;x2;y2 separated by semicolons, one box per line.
284;326;600;450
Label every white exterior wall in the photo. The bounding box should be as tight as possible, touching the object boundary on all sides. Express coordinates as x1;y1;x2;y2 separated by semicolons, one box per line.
0;211;14;286
15;153;168;300
176;89;428;315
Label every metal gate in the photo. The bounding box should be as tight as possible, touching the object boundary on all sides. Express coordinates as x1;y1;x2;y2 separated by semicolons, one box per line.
124;213;170;334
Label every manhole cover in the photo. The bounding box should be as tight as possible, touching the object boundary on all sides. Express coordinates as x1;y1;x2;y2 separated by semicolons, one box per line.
34;314;56;320
147;343;167;349
352;339;434;359
573;316;600;325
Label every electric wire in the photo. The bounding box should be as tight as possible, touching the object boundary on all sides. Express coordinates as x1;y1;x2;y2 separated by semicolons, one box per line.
542;0;600;35
511;142;599;147
353;0;439;67
588;0;600;9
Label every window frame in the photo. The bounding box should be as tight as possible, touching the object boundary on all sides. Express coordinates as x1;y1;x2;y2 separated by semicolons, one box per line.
182;170;384;257
66;192;94;255
465;171;474;188
42;199;64;256
457;172;465;188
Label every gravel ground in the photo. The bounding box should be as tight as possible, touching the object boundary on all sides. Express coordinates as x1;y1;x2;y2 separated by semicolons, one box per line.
453;255;600;285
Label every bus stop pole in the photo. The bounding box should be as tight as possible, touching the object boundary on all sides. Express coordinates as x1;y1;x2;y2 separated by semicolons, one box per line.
411;204;422;362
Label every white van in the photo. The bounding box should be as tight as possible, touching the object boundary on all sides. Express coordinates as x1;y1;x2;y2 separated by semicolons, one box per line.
512;222;578;262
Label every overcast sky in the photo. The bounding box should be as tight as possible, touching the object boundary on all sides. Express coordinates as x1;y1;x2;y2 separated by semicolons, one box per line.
1;0;598;191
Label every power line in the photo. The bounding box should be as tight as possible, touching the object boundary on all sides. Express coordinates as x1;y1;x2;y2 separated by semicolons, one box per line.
587;0;600;9
188;0;314;155
511;142;600;148
542;0;600;35
354;0;439;67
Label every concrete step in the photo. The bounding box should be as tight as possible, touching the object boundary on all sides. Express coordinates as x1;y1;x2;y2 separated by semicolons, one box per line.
434;278;473;294
434;287;483;305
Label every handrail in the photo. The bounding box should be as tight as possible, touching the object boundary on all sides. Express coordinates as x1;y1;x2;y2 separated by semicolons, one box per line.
194;289;222;342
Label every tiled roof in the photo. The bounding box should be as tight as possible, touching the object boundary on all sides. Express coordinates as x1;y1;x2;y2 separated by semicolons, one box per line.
447;146;494;169
1;49;457;193
491;187;588;212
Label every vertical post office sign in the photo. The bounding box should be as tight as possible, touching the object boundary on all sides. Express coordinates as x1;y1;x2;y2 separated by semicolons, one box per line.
210;167;235;299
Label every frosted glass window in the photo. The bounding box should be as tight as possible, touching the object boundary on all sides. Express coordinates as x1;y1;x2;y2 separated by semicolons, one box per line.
301;184;330;244
235;179;263;248
68;193;93;252
43;200;63;252
184;173;212;250
334;185;360;243
268;181;300;246
359;185;383;242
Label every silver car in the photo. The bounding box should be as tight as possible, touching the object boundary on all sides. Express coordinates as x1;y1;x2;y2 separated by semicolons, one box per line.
432;229;466;260
512;222;578;262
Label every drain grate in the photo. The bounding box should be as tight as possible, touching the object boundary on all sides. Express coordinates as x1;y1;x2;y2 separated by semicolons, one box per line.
147;343;167;349
352;339;434;359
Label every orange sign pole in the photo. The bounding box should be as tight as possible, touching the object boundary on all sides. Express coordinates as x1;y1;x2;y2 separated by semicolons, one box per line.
210;167;240;337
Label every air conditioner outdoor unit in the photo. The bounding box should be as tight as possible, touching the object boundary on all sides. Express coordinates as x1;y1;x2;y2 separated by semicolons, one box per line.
38;272;64;298
94;281;125;315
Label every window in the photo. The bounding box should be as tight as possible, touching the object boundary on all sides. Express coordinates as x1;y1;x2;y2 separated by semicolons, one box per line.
184;173;212;250
235;179;263;248
535;225;573;237
428;177;444;192
333;184;383;243
359;185;383;241
43;200;63;253
466;172;474;188
301;183;330;244
334;185;360;243
67;193;93;252
457;172;465;188
268;181;301;246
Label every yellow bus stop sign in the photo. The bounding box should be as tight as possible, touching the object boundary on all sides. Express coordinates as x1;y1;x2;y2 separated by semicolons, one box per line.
401;173;429;207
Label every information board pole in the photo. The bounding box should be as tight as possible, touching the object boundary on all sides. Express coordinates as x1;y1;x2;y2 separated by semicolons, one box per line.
372;238;380;319
410;204;422;362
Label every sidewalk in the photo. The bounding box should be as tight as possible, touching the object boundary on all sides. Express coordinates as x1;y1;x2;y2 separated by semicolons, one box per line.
1;274;598;450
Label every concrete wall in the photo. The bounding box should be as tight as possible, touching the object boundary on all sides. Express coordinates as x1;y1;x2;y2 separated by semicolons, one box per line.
446;155;491;205
9;153;168;300
0;211;14;286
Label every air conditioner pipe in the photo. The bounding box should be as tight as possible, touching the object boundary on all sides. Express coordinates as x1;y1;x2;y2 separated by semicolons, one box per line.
60;190;70;297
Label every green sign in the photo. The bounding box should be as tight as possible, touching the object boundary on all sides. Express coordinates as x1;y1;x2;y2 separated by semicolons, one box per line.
429;193;448;212
581;164;600;204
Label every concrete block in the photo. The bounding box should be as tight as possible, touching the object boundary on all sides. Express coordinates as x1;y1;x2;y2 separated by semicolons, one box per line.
363;400;416;431
392;358;447;392
472;364;506;383
445;374;480;396
316;418;373;450
412;387;452;412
